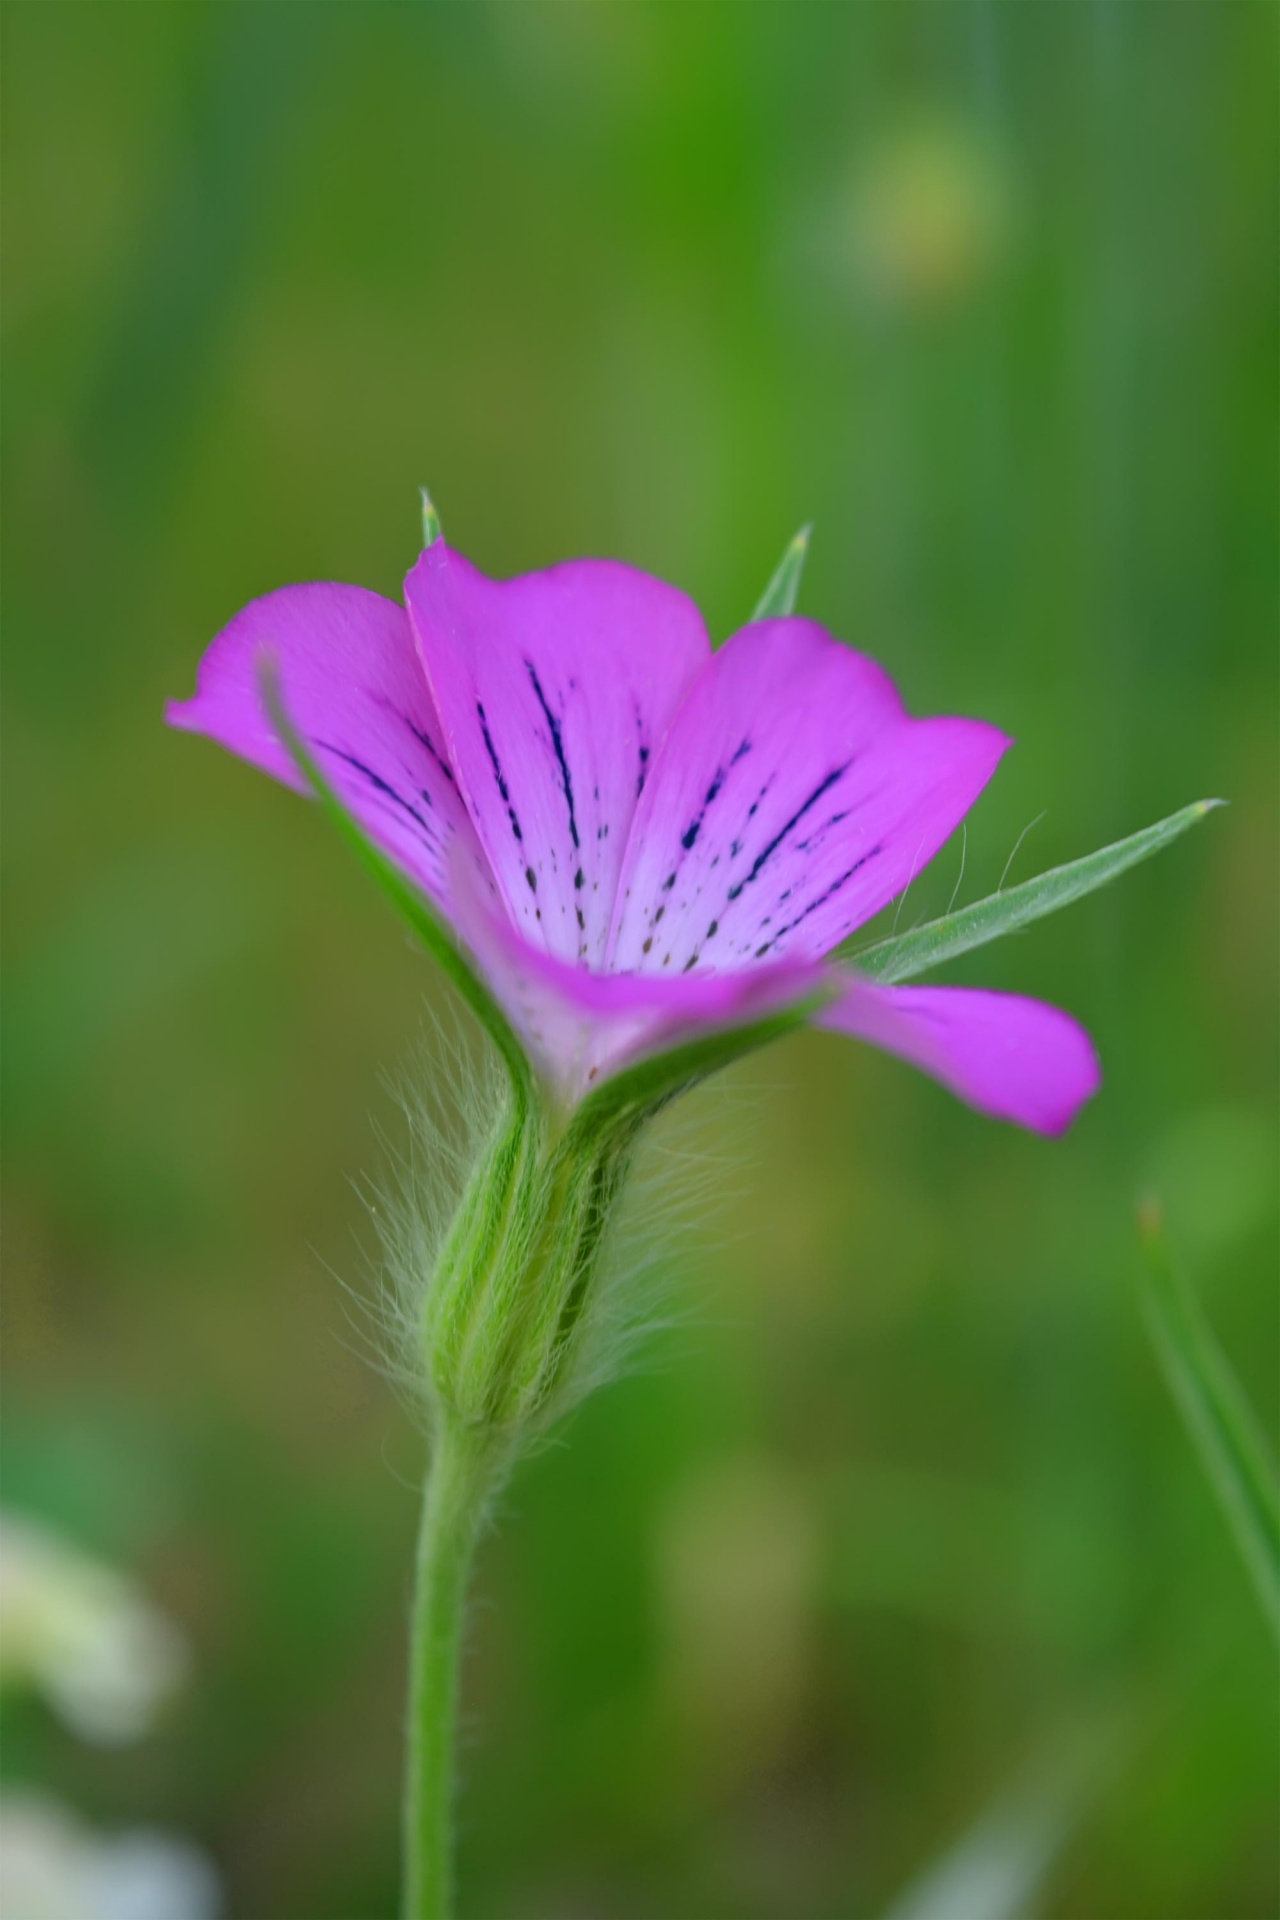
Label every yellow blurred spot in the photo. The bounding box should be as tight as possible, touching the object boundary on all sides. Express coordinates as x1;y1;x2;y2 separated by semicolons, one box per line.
656;1456;819;1781
846;118;1012;312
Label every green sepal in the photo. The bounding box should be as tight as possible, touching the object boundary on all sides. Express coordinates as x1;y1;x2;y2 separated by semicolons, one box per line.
1138;1201;1280;1638
424;986;831;1436
256;657;532;1101
568;985;830;1143
846;800;1222;985
750;524;811;621
420;485;443;549
423;1087;634;1434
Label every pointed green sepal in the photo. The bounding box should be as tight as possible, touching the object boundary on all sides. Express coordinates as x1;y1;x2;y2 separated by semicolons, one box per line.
1138;1200;1280;1638
420;486;443;549
569;985;831;1144
256;656;531;1099
750;524;812;621
846;800;1223;984
423;980;830;1436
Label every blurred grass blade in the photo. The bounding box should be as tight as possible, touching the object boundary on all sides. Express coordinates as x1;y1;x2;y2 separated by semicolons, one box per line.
881;1713;1122;1920
847;800;1222;983
750;525;811;620
1138;1201;1280;1637
880;1790;1068;1920
257;658;531;1096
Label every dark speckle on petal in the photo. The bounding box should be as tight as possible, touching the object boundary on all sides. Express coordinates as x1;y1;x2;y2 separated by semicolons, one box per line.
727;765;848;904
526;660;580;849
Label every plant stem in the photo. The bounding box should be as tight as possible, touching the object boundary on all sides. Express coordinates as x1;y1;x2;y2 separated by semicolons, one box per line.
402;1416;501;1920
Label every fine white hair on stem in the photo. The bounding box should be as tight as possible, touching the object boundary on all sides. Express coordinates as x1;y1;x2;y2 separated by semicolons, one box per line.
596;1060;783;1367
340;997;762;1437
555;1079;756;1418
946;823;968;916
339;999;509;1419
998;810;1047;892
890;828;932;937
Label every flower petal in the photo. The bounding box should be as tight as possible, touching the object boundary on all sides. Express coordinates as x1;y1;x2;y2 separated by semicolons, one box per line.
608;618;1008;973
445;847;823;1104
818;976;1100;1133
405;542;710;969
166;582;496;917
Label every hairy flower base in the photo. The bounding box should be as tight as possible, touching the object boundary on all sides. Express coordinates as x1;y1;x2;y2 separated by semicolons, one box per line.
418;975;817;1432
424;1088;641;1432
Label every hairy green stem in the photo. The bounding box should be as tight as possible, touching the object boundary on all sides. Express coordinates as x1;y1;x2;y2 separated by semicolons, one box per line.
402;1418;503;1920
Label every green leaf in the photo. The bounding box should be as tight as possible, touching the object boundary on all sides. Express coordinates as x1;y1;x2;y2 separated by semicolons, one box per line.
846;800;1222;984
750;524;811;620
256;658;531;1098
420;484;443;549
1138;1200;1280;1638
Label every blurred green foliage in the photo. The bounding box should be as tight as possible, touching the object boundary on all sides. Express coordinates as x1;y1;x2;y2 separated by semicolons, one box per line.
3;4;1276;1917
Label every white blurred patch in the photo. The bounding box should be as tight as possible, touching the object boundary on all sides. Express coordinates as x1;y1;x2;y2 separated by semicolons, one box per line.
0;1515;188;1746
0;1795;219;1920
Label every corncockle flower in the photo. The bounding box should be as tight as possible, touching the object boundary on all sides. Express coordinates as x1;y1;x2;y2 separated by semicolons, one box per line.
170;531;1100;1133
168;503;1213;1919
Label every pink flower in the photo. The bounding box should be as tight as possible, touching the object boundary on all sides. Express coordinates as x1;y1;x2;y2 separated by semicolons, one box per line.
168;541;1098;1133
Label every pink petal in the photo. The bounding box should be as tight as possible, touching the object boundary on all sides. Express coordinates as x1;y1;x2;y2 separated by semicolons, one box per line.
166;583;496;916
608;618;1008;973
446;849;823;1102
818;977;1100;1133
405;542;710;970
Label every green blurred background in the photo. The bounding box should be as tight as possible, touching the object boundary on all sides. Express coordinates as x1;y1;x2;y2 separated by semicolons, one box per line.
3;4;1277;1916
